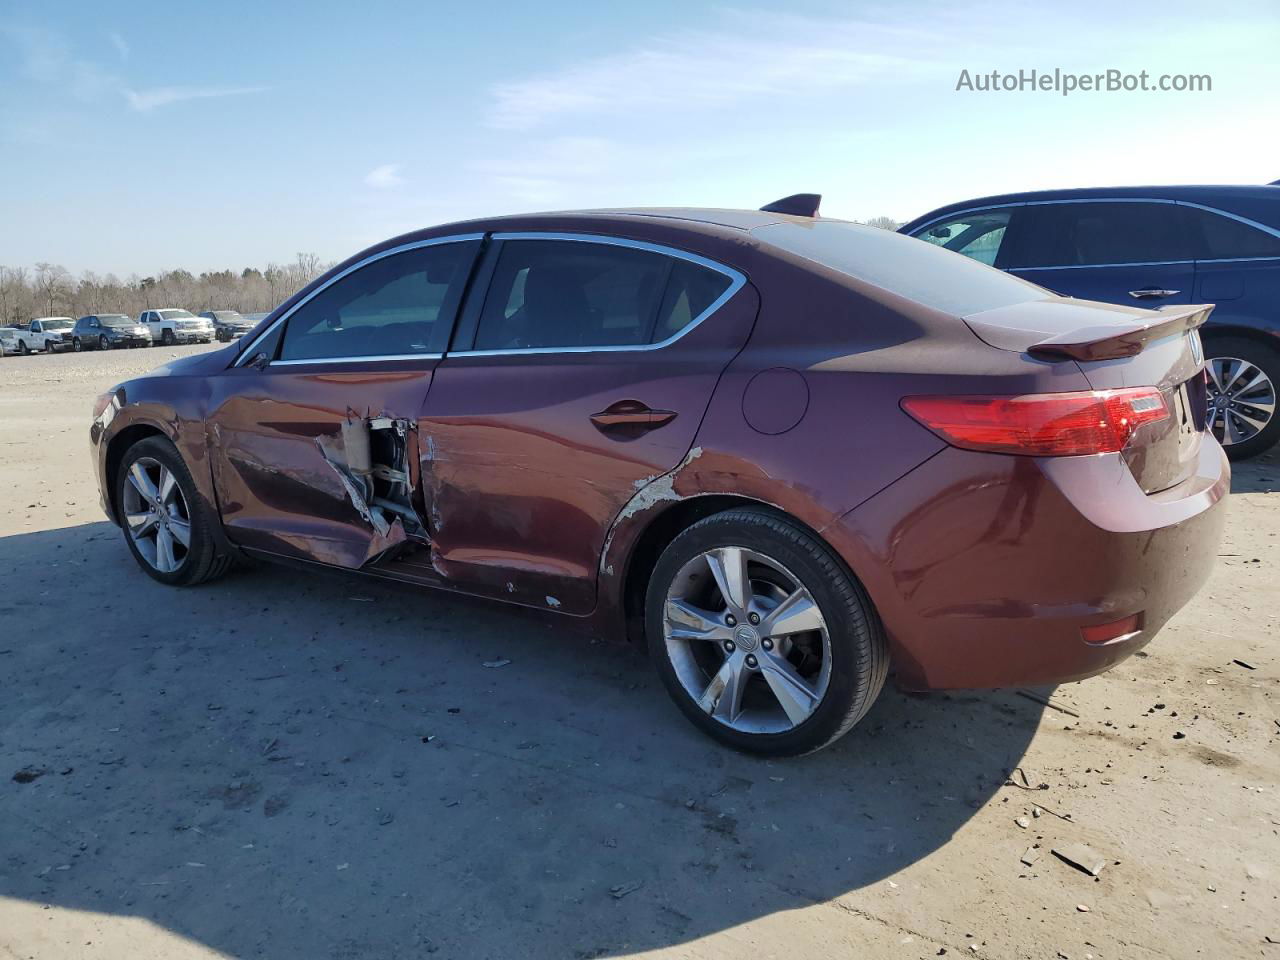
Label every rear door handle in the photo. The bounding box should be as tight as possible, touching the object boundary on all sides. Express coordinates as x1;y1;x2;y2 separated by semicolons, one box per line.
590;400;677;432
1128;287;1180;299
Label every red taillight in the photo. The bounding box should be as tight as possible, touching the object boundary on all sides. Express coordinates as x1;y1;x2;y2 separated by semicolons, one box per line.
901;387;1169;457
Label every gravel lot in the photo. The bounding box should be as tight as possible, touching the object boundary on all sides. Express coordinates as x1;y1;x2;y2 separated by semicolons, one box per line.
1;344;1277;960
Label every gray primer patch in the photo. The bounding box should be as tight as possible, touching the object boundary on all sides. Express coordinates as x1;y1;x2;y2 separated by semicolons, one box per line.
545;596;561;608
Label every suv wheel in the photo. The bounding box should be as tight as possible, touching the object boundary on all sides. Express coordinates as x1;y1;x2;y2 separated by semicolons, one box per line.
645;508;888;756
116;437;232;586
1205;337;1280;460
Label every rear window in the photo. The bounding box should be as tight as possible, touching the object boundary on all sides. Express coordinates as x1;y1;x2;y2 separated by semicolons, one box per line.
1190;208;1280;259
754;220;1045;316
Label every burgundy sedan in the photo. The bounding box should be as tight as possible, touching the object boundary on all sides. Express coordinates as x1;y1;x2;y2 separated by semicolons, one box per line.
90;197;1228;755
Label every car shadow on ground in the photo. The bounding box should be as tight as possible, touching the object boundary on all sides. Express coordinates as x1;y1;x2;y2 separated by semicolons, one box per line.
0;521;1044;958
1228;446;1277;494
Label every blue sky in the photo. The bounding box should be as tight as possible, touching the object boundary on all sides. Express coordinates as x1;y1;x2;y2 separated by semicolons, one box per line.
2;0;1278;276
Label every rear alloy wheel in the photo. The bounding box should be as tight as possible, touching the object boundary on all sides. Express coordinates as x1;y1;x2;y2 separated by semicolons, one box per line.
646;508;887;756
162;329;175;346
17;340;29;355
116;437;231;586
1205;338;1279;460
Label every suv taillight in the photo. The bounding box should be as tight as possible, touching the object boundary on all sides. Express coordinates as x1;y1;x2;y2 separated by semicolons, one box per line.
901;388;1170;457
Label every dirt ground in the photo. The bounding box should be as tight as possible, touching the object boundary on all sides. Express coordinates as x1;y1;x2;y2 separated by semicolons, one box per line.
0;344;1276;960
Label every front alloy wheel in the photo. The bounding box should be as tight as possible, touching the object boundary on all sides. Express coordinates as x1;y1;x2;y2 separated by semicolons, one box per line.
122;457;193;575
1205;338;1280;460
646;508;887;756
99;335;110;350
116;437;232;586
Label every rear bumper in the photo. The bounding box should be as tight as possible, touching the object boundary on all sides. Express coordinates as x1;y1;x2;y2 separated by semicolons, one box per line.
829;439;1229;690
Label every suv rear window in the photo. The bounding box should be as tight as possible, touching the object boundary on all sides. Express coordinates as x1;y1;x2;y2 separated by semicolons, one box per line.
1189;208;1280;259
755;220;1045;316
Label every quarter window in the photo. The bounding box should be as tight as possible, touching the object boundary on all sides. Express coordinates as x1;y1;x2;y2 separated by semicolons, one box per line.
1010;202;1194;268
474;240;732;351
915;210;1012;266
278;242;476;361
1189;208;1280;259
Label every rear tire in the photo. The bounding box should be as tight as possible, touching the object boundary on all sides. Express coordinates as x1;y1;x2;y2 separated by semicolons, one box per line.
116;436;232;587
162;329;175;346
644;508;888;756
73;338;83;352
17;340;29;355
1204;336;1280;460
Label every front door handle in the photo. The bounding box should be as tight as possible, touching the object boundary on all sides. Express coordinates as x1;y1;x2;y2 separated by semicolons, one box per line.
590;399;678;432
1128;287;1181;299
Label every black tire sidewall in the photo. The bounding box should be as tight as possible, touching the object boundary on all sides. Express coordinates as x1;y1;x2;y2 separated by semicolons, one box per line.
1206;336;1280;460
644;509;883;756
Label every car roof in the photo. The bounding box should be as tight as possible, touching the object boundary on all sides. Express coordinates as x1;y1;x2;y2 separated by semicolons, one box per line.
902;183;1280;230
437;206;830;234
32;316;74;322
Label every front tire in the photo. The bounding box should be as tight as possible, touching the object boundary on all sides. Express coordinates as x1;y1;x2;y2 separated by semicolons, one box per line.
645;508;888;756
99;335;111;351
116;437;232;586
1205;337;1280;460
73;338;83;352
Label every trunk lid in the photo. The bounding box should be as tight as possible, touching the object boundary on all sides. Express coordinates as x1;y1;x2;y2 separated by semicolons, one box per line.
963;297;1212;494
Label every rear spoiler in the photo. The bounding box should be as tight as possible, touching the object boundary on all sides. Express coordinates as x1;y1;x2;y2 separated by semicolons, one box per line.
1024;304;1213;362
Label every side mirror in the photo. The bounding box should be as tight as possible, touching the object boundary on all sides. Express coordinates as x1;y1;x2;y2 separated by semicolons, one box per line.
249;351;271;371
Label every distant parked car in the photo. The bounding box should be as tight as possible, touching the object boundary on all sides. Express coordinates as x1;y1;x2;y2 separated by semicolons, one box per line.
0;327;20;356
14;317;76;354
901;184;1280;459
200;310;256;342
141;309;214;346
72;315;153;351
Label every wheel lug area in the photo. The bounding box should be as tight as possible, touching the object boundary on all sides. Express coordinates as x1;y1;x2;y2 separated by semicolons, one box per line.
748;612;760;625
745;654;758;669
762;638;773;651
724;640;736;653
724;613;737;627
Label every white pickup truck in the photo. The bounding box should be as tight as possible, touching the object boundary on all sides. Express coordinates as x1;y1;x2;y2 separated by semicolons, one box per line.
12;317;76;354
142;309;214;346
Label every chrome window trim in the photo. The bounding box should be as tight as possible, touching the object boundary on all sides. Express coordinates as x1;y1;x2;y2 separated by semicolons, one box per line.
448;231;747;357
1012;260;1196;272
235;233;485;368
273;352;443;366
909;197;1280;268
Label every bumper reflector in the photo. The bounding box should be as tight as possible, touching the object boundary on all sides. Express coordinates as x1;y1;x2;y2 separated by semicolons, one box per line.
1081;613;1143;646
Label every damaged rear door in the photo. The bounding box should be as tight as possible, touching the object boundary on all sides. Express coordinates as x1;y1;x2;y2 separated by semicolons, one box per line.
418;233;757;614
205;236;481;568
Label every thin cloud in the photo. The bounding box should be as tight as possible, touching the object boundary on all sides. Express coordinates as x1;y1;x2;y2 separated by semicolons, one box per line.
107;30;129;61
487;11;944;131
124;85;268;112
364;163;405;188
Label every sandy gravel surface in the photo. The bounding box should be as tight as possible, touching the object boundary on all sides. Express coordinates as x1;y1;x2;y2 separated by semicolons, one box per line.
0;345;1276;959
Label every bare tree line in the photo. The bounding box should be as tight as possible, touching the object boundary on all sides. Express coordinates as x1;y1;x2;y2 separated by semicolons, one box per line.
0;253;330;327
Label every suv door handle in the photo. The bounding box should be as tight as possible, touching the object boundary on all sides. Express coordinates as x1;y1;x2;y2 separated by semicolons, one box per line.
590;400;677;432
1128;287;1180;299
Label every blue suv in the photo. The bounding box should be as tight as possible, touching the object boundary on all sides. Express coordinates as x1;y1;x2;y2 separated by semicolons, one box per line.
901;185;1280;458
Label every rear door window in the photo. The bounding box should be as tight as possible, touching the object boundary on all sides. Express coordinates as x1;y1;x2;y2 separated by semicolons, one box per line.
1009;202;1195;268
474;239;732;350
